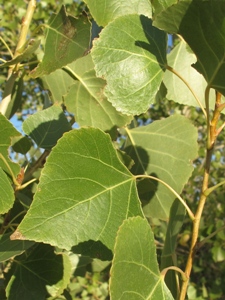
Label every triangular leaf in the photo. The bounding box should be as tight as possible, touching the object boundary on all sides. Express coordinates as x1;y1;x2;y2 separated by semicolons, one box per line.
64;54;133;137
84;0;152;26
123;115;198;219
154;1;225;95
92;15;167;115
22;105;71;149
110;216;174;299
6;244;71;300
30;6;90;78
11;128;144;251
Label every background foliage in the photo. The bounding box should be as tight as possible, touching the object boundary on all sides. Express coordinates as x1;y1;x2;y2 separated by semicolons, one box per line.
1;0;225;299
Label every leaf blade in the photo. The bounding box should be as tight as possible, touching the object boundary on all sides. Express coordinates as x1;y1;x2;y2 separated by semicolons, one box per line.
11;128;144;251
110;216;174;299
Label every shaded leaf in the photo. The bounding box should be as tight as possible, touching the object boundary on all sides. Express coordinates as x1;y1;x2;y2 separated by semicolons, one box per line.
160;199;186;298
84;0;152;26
92;15;167;115
110;216;174;299
11;128;144;251
123;115;198;219
6;244;71;300
0;233;34;262
0;168;15;214
11;136;32;155
0;114;21;179
22;105;71;149
64;54;133;137
5;77;24;120
154;1;225;95
30;6;90;78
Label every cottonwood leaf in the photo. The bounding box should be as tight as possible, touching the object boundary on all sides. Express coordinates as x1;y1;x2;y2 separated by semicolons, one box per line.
0;114;21;179
151;0;178;15
164;40;207;108
123;115;198;220
0;168;15;214
6;244;71;300
110;216;174;300
42;68;75;104
22;105;71;149
0;233;34;262
92;15;167;116
64;54;133;137
11;128;144;251
154;1;225;95
11;136;32;155
30;6;90;78
84;0;152;26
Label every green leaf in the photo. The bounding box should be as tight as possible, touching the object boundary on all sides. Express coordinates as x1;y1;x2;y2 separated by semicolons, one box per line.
64;54;133;137
0;233;34;262
151;0;178;16
84;0;152;26
165;41;223;111
10;128;144;251
0;168;15;214
22;105;71;149
154;1;225;95
110;216;174;299
5;77;24;120
42;69;75;104
0;114;21;179
160;199;186;298
92;15;167;115
123;115;198;219
6;244;71;300
11;136;32;155
30;6;90;78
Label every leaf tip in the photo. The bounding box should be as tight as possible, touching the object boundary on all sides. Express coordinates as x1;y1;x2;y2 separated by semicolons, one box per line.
10;230;26;241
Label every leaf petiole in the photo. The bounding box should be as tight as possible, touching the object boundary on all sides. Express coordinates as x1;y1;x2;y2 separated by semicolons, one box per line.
135;174;195;220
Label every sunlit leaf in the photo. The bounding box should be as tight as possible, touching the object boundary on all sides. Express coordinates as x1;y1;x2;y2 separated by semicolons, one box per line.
123;115;198;219
11;128;144;251
154;1;225;96
110;216;174;299
42;69;75;104
92;14;167;115
64;54;132;137
84;0;152;26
